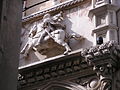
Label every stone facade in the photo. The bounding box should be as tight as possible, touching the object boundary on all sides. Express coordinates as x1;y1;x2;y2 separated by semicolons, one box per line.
18;0;120;90
20;0;92;66
18;41;120;90
23;0;68;17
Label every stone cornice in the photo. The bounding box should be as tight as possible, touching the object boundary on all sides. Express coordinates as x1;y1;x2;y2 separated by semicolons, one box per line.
18;49;91;90
19;49;82;71
81;40;120;66
18;41;120;90
88;4;119;19
22;0;85;23
92;24;118;34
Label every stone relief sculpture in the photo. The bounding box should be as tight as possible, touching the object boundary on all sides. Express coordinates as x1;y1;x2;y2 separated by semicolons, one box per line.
21;12;83;58
81;40;120;90
86;68;112;90
36;12;72;54
20;23;38;58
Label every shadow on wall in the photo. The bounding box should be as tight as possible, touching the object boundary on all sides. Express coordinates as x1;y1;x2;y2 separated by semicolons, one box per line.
64;16;93;51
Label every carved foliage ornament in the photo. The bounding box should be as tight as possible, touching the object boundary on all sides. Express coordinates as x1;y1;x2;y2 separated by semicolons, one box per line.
81;40;120;90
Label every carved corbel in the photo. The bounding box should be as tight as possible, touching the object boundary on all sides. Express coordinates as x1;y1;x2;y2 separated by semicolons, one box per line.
81;40;120;90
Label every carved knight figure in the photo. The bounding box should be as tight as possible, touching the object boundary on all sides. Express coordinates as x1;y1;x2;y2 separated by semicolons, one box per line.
35;12;71;54
20;23;38;58
21;12;72;58
36;13;54;45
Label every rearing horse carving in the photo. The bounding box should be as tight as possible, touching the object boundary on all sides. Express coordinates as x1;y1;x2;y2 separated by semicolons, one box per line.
21;12;72;58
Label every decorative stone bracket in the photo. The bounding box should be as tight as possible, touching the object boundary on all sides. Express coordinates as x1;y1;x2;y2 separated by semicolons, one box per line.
81;40;120;90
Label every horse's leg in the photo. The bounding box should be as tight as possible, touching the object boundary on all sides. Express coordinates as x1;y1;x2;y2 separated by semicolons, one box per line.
23;43;33;58
55;39;71;55
20;43;28;54
62;42;71;55
53;30;71;54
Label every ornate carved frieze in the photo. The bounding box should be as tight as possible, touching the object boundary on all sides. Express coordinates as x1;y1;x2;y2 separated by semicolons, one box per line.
23;0;85;23
81;40;120;90
81;40;120;64
18;53;90;90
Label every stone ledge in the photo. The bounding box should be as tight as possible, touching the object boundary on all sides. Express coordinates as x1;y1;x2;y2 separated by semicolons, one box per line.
88;4;119;18
19;40;120;71
22;0;85;23
19;49;82;71
92;24;118;34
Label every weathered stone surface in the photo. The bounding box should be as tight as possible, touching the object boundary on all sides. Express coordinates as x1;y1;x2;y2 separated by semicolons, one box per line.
18;40;120;90
19;0;120;90
20;1;91;66
0;0;22;90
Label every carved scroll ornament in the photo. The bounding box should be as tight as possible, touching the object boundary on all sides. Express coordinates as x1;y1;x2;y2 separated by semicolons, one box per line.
81;40;120;90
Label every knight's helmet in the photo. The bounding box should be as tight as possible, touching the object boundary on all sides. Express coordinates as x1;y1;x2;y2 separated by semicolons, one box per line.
42;13;53;30
43;13;51;20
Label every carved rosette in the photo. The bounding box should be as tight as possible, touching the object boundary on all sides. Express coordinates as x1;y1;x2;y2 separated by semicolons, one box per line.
81;40;120;90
